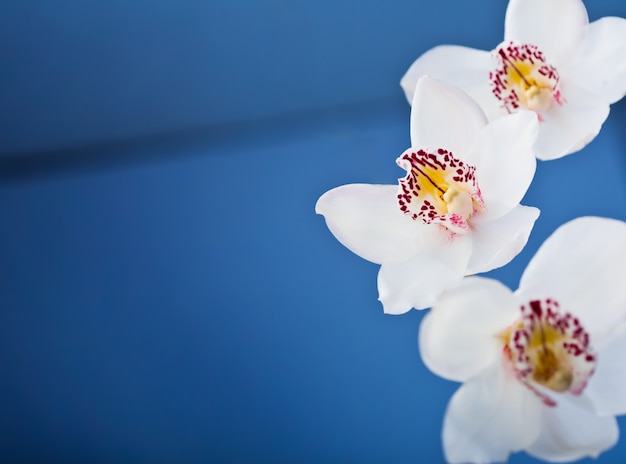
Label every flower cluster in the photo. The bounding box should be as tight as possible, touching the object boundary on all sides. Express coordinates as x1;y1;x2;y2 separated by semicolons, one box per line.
316;0;626;462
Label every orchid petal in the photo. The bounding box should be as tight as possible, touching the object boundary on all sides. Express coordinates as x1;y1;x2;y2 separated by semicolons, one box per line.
377;232;472;313
409;76;487;159
315;184;421;264
504;0;588;64
443;361;542;464
467;205;540;275
526;394;618;462
518;217;626;343
466;110;538;220
535;81;609;160
420;277;519;382
400;46;504;120
566;17;626;104
585;323;626;416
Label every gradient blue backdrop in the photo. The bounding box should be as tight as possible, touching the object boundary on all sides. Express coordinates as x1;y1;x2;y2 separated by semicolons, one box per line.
1;1;626;462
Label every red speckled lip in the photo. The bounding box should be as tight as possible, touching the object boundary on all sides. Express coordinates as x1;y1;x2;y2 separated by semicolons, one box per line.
396;148;484;235
490;41;562;115
507;298;596;405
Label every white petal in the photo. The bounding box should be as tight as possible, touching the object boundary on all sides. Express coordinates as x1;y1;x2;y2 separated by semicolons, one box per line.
534;81;610;160
409;76;487;159
443;361;542;464
504;0;588;64
315;184;421;264
585;323;626;416
467;205;540;275
526;394;618;462
419;276;519;382
566;17;626;104
400;46;504;120
377;231;472;313
518;217;626;343
466;110;538;221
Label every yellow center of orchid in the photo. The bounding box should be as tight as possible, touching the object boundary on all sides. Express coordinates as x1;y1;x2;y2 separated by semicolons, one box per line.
506;60;555;112
490;42;562;115
503;299;595;404
396;148;485;235
524;321;574;392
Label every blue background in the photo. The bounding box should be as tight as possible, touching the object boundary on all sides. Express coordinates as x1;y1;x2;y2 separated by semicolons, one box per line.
1;1;626;462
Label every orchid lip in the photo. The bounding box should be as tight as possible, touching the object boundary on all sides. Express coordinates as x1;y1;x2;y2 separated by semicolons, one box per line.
396;148;485;235
502;298;596;406
490;41;563;116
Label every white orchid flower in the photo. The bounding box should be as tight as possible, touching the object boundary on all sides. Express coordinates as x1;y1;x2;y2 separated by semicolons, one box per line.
401;0;626;161
316;76;539;314
421;216;626;463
